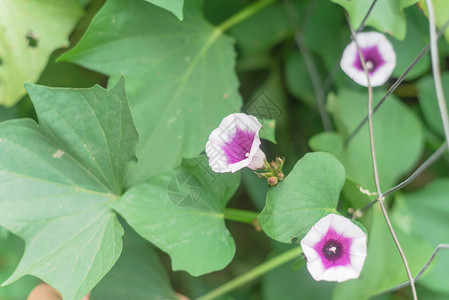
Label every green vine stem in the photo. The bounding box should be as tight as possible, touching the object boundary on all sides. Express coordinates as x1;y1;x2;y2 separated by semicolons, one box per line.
223;208;259;224
216;0;277;33
424;0;449;149
196;247;303;300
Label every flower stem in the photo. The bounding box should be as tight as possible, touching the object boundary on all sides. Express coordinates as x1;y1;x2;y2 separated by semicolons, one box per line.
345;12;417;300
216;0;277;33
223;208;259;224
196;247;303;300
425;0;449;150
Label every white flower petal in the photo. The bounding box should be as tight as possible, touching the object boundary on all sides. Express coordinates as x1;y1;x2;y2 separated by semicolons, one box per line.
356;31;384;47
328;214;352;235
316;266;338;282
369;63;395;86
233;113;262;133
341;222;366;239
305;257;326;281
301;243;320;261
334;265;359;282
349;254;366;275
227;158;252;173
311;213;332;237
301;226;324;249
205;140;232;173
247;148;266;170
349;236;368;257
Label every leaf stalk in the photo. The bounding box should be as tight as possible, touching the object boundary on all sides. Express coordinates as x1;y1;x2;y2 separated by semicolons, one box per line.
197;247;302;300
216;0;277;33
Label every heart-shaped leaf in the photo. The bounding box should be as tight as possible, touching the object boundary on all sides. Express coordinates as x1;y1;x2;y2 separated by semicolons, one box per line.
259;152;345;243
0;78;138;300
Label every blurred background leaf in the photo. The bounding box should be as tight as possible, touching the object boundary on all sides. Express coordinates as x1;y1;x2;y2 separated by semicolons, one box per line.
91;225;179;300
0;229;39;300
144;0;184;20
0;0;83;106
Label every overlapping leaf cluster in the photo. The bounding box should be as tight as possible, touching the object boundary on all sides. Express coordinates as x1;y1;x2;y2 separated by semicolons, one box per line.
1;0;449;299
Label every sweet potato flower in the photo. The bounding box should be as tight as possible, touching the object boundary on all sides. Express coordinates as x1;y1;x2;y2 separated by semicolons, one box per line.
301;214;367;282
206;113;266;173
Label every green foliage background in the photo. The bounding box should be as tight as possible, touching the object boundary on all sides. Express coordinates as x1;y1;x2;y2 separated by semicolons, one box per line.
0;0;449;299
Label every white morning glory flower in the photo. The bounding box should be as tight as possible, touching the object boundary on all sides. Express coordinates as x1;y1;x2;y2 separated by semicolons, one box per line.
205;113;266;173
340;31;396;87
300;213;367;282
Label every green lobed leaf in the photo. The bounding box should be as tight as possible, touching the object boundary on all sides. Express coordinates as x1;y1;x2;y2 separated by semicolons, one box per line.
392;179;449;294
417;72;449;138
312;89;424;192
330;0;418;40
145;0;184;20
111;156;240;276
0;0;84;106
258;152;345;243
0;79;138;300
91;226;178;300
59;0;242;186
333;208;433;300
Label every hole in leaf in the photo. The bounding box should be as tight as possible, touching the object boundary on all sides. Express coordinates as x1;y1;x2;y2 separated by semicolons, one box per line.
26;31;38;48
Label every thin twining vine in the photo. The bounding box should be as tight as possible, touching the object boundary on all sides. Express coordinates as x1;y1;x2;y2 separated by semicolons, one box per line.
345;0;449;298
425;0;449;147
355;0;379;34
353;142;448;218
344;11;418;299
319;0;380;102
286;0;449;298
381;244;449;295
282;0;380;132
196;0;449;298
344;18;449;147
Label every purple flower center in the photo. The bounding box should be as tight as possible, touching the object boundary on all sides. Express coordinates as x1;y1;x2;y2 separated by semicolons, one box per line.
353;45;385;74
322;239;343;261
222;128;255;164
313;228;352;268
